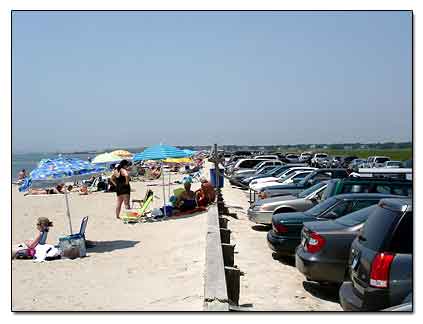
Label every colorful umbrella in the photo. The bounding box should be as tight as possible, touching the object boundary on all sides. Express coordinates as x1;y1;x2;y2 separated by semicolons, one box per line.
19;157;105;234
92;152;122;164
133;145;191;217
111;150;133;159
164;157;193;163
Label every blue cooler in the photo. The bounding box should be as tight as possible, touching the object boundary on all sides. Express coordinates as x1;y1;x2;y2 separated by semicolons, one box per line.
210;168;224;188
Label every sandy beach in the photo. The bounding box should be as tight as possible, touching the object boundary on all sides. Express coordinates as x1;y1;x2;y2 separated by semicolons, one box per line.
12;170;208;311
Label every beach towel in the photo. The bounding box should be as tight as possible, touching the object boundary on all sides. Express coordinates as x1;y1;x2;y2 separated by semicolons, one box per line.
33;244;60;262
173;206;207;217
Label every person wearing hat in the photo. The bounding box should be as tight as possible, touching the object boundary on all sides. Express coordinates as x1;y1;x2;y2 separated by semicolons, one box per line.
110;159;132;219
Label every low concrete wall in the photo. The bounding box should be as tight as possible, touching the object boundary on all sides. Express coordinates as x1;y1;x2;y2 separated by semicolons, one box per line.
203;205;230;311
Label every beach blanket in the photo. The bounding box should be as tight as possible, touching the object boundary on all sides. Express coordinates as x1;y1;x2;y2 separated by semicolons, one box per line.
33;244;61;262
173;206;207;217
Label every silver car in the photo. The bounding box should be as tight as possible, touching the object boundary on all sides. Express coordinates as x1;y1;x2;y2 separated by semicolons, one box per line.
248;181;327;225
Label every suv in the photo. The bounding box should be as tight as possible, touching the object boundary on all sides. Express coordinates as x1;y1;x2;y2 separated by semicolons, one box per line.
339;198;412;311
311;153;329;167
226;158;269;176
371;156;391;168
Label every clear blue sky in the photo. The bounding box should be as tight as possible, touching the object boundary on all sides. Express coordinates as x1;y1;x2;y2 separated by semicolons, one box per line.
12;11;412;153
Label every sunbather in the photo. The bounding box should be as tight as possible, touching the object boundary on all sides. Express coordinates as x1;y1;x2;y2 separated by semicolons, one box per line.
18;169;27;180
24;184;65;196
12;217;53;259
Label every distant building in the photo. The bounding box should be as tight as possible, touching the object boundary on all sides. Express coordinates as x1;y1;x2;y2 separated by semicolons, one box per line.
309;144;316;149
360;144;369;149
344;145;353;150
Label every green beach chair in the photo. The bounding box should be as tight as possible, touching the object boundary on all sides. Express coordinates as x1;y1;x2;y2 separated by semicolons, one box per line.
121;190;154;224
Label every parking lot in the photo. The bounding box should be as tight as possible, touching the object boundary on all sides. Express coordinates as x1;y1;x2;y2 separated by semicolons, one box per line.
221;180;342;311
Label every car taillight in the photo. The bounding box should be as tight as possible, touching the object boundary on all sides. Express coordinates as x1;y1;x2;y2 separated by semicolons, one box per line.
305;232;325;253
273;223;288;233
370;252;395;288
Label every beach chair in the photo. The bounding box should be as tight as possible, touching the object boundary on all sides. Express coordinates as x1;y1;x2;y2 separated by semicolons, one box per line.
121;190;154;223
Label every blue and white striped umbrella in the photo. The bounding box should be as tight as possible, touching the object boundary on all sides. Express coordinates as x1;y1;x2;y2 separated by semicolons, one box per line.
182;149;196;157
133;144;190;162
19;157;105;235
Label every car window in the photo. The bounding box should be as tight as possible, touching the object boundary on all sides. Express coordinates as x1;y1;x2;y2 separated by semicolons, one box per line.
322;200;353;218
351;199;379;212
240;160;263;168
375;185;392;194
335;205;377;227
341;184;366;194
305;197;338;217
360;206;399;251
375;157;390;163
297;182;326;198
389;212;412;254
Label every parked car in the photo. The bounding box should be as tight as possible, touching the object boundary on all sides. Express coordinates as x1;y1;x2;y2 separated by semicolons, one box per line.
371;156;391;168
254;155;279;160
241;164;308;186
249;167;317;191
310;153;329;167
229;165;281;187
299;152;313;163
296;205;378;284
383;160;402;168
226;158;270;176
284;154;300;164
248;181;328;225
321;177;412;200
341;156;359;168
349;159;367;169
267;193;399;256
258;169;349;200
402;160;412;168
330;156;344;168
339;198;412;311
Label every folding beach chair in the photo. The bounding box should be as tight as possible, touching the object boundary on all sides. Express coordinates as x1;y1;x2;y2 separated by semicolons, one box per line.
68;216;89;240
121;190;154;224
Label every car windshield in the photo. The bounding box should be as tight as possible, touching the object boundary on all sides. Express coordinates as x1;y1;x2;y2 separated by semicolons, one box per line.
316;154;327;158
297;182;326;198
375;157;390;163
297;171;317;186
273;167;291;176
305;197;338;217
335;205;377;227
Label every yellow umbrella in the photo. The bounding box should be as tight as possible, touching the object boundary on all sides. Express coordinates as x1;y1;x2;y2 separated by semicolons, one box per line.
164;157;192;163
92;152;121;164
111;150;133;158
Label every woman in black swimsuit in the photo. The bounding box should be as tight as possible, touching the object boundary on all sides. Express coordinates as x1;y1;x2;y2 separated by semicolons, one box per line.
110;160;132;219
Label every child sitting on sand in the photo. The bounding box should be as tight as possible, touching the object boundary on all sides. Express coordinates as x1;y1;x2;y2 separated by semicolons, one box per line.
12;217;53;259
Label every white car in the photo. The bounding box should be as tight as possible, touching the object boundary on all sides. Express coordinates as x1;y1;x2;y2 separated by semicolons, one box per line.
253;155;279;160
383;160;402;168
249;167;317;189
311;153;329;167
371;156;391;168
299;152;313;162
232;160;283;176
250;170;315;192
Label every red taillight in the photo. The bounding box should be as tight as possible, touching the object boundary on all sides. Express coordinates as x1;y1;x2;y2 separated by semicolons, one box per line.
370;252;395;288
305;232;325;253
273;223;289;233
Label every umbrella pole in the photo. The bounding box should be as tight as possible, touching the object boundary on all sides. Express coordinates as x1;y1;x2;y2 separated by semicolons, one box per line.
162;163;167;217
64;186;73;234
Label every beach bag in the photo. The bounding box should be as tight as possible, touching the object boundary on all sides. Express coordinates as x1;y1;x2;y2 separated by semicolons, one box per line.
14;247;36;259
58;236;86;259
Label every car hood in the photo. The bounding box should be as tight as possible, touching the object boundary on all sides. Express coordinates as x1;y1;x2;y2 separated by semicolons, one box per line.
254;195;298;206
264;183;301;191
272;211;315;224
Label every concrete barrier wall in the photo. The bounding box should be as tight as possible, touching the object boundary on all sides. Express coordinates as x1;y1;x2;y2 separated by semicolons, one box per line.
203;205;230;311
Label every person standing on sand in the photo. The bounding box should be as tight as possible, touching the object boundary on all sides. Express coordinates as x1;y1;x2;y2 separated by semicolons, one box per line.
110;160;132;219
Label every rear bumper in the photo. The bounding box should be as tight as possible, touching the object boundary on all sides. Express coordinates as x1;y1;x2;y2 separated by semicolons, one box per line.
266;230;300;255
339;282;363;311
247;209;272;225
295;248;346;283
339;280;392;311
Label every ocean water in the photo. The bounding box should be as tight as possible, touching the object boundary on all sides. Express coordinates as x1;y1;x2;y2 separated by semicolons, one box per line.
12;152;94;181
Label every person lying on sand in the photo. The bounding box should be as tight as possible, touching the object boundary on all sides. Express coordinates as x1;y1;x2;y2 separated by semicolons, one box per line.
24;184;65;196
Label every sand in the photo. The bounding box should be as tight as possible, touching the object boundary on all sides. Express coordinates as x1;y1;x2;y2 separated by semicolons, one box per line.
12;170;207;311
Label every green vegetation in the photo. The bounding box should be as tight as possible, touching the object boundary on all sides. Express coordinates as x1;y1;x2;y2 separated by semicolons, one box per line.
315;148;412;161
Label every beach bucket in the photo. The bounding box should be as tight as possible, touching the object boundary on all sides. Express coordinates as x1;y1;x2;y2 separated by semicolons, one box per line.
210;168;224;188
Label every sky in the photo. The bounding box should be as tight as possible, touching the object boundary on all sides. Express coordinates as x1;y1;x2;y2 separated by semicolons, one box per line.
12;11;412;153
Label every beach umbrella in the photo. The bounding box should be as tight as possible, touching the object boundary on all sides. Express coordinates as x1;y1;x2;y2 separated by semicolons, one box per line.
163;157;193;163
133;145;191;217
111;150;133;159
92;152;122;164
19;157;105;234
182;149;196;157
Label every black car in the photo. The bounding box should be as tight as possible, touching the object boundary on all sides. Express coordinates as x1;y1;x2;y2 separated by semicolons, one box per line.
339;198;412;311
267;193;401;256
296;205;378;284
